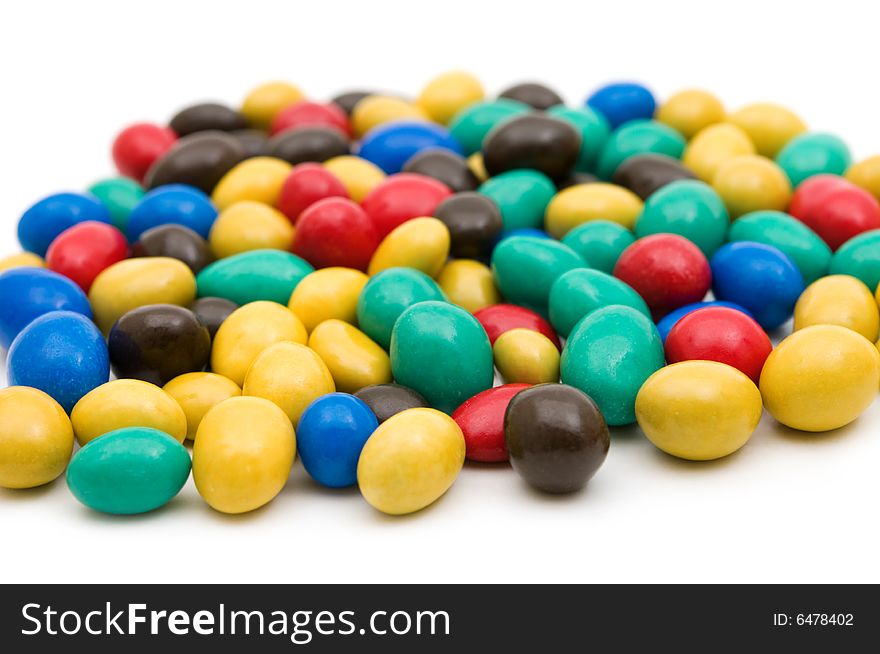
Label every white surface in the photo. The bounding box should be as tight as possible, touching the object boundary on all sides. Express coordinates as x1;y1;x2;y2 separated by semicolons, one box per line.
2;0;880;584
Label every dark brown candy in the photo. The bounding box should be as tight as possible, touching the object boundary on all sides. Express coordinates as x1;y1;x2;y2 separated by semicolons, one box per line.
169;102;247;137
432;192;502;259
267;127;350;165
188;296;238;339
230;128;270;158
402;149;479;193
108;304;212;386
482;114;581;181
145;131;245;193
612;153;698;200
354;383;429;423
556;171;600;190
331;91;373;116
131;224;213;274
499;82;564;110
504;384;610;493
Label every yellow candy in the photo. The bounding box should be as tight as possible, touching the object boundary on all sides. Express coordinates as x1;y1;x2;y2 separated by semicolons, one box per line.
437;259;500;313
794;275;880;342
0;252;45;272
712;155;791;219
544;183;643;238
211;301;308;386
242;341;335;423
241;81;305;129
357;408;465;515
493;328;560;384
0;386;73;489
636;361;763;461
71;379;187;446
417;71;484;125
211;157;292;210
845;155;880;202
288;267;368;332
323;156;385;202
682;123;756;183
656;89;726;140
193;396;295;514
351;95;428;138
89;257;196;333
367;217;450;278
727;103;807;158
163;372;242;441
307;319;391;394
467;153;488;182
759;325;880;432
208;200;294;259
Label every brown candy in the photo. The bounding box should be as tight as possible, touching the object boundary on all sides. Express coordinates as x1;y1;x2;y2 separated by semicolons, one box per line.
612;153;698;200
402;149;479;193
331;91;373;116
267;127;351;165
556;171;600;190
188;296;238;339
354;383;429;423
145;131;245;193
499;82;564;110
230;128;270;158
169;102;247;137
432;192;502;259
131;224;213;274
482;114;581;181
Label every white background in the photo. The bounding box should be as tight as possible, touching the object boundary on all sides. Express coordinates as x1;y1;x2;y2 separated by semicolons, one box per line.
2;0;879;584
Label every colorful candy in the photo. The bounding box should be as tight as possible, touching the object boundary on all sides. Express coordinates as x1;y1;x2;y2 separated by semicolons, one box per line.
586;82;656;130
560;220;635;274
288;267;368;332
209;201;294;258
482;114;581;181
597;119;686;180
131;224;213;273
474;303;560;349
727;102;807;158
111;123;177;182
359;121;462;174
711;154;791;218
187;296;237;338
448;99;530;155
682;123;756;183
163;372;242;441
402;149;479;193
361;172;451;239
493;328;560;384
656;89;725;140
170;102;246;136
544;182;643;237
793;275;879;341
277;162;349;222
788;175;880;251
267;126;350;165
479;169;556;232
549;267;650;337
354;383;429;423
18;192;111;256
775;132;851;187
45;222;128;292
611;153;698;200
195;249;313;305
87;177;144;231
436;259;500;313
145;132;245;193
308;319;392;393
829;230;880;291
451;383;528;462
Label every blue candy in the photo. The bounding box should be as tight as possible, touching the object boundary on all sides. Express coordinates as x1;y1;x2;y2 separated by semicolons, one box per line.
656;300;754;343
493;227;553;247
126;184;217;242
18;192;111;256
358;121;463;174
586;82;656;130
8;311;109;413
296;393;379;488
710;242;804;331
0;267;92;349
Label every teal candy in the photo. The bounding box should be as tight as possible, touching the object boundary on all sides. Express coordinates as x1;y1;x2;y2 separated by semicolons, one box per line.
775;133;851;188
448;99;531;155
491;236;587;315
829;229;880;292
597;120;686;180
66;427;191;515
196;249;314;305
727;210;831;284
479;170;556;232
561;221;635;274
87;177;145;232
560;305;665;426
549;268;651;337
357;267;447;350
546;105;611;173
635;180;729;256
390;301;493;414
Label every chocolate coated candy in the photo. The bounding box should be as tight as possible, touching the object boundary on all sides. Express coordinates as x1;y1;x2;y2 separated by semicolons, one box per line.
612;153;697;200
331;91;373;116
188;296;238;339
498;82;563;110
402;149;479;193
354;383;429;423
482;114;581;181
131;224;213;274
230;129;270;158
267;127;350;165
145;131;245;193
433;192;502;259
169;102;247;137
556;171;599;190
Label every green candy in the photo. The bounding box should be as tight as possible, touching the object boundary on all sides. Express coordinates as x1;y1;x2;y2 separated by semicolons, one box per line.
391;301;493;414
66;427;191;515
87;177;145;232
196;249;313;305
635;180;729;256
829;229;880;291
597;120;686;180
491;236;587;315
728;211;831;284
775;133;851;188
561;220;635;274
357;268;447;350
549;268;651;337
479;170;556;232
448;99;531;155
546;105;611;173
561;305;665;426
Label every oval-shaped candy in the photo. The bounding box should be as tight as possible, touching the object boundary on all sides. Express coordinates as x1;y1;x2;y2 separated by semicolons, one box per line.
270;100;350;137
288;267;368;332
87;177;144;232
546;105;611;173
45;222;128;292
682;123;756;183
655;300;753;343
211;157;292;210
357;407;465;515
402;149;479;193
330;90;383;115
293;197;379;271
127;184;218;241
358;121;462;175
712;154;792;218
793;275;879;342
277;162;349;223
473;303;560;349
308;319;392;393
586;82;656;130
560;304;665;425
448;99;530;155
549;267;650;337
351;95;428;138
728;102;807;158
209;201;294;258
775;132;851;188
163;372;242;441
323;155;385;203
368;217;450;278
636;361;762;460
0;252;45;272
597;119;686;180
361;173;452;239
391;301;493;414
829;230;880;291
500;81;563;110
170;102;246;136
18;192;112;256
145;131;245;193
193;396;295;514
452;383;529;462
493;328;560;384
188;296;237;338
483;114;581;181
788;175;880;251
131;224;213;274
432;192;502;259
656;89;725;140
267;127;351;165
437;259;500;313
845;155;880;202
354;383;428;423
611;153;698;200
479;169;556;232
544;182;643;237
560;220;635;274
417;71;484;125
227;128;269;158
196;249;313;305
241;81;305;129
112;122;178;183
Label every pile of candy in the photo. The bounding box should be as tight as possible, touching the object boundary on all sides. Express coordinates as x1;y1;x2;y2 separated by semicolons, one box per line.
2;73;879;517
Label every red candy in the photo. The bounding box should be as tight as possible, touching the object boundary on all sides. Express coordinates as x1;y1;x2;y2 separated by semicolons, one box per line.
788;174;880;251
111;122;177;182
613;233;711;319
452;384;530;462
360;173;452;239
665;307;772;383
45;221;129;292
277;163;349;223
269;101;351;137
292;197;379;270
473;304;561;350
